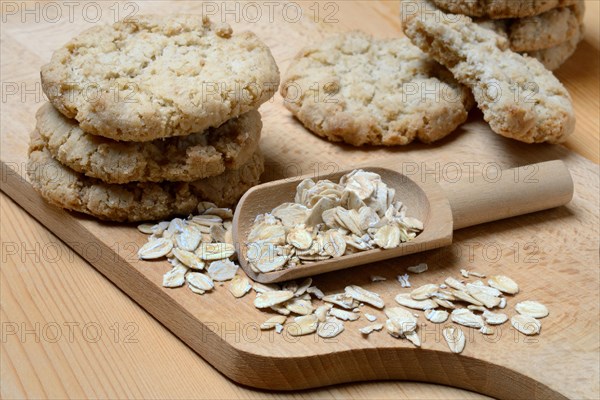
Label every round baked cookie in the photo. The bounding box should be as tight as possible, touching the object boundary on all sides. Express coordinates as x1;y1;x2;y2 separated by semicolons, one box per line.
522;24;584;70
431;0;579;19
476;0;584;51
280;32;473;146
36;102;262;184
402;0;576;144
27;131;264;222
41;15;280;142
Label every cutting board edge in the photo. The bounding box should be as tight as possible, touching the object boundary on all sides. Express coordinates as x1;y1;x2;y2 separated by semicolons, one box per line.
1;159;589;399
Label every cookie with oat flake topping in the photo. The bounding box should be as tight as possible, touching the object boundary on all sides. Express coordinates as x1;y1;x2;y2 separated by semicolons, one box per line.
281;31;473;147
402;0;575;143
41;15;279;141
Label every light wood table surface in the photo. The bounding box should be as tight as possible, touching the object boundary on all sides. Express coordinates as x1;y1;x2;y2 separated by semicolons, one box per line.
1;1;598;399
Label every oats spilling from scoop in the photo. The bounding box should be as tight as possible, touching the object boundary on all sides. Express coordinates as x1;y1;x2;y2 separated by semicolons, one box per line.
245;170;423;273
137;202;239;297
137;202;548;353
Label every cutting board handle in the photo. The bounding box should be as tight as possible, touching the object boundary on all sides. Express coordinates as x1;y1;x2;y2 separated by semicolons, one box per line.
442;160;574;230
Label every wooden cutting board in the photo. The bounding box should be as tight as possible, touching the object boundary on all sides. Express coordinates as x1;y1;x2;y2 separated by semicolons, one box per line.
1;2;598;399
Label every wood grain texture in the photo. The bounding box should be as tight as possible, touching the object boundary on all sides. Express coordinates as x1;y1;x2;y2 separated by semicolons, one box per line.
1;1;599;399
1;192;487;400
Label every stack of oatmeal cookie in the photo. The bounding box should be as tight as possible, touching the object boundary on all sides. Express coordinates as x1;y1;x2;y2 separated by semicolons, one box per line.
427;0;585;70
28;15;280;222
401;0;577;144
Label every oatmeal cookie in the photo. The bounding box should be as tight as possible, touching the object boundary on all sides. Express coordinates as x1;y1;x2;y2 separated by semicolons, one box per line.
402;0;575;143
27;131;264;222
36;102;262;184
429;0;578;19
476;0;584;51
281;32;473;146
41;15;279;141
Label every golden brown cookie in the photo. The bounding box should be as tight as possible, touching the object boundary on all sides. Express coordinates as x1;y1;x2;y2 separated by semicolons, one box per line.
27;131;264;222
281;32;473;146
41;15;279;141
402;0;576;143
429;0;578;19
523;24;584;70
476;0;584;51
36;103;262;184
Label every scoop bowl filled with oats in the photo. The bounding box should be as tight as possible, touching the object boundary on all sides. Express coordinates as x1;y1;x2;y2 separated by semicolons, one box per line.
233;160;573;283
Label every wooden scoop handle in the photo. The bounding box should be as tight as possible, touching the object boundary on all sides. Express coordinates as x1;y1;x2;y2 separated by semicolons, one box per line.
441;160;574;230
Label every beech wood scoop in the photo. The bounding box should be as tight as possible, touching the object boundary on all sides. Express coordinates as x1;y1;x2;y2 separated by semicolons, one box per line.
232;160;573;283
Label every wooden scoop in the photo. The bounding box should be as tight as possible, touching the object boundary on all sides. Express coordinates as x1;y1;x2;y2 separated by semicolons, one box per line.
233;160;573;283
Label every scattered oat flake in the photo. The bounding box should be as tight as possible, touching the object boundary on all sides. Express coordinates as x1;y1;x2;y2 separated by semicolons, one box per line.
254;290;295;308
365;313;377;322
188;284;205;295
175;226;202;251
207;259;238;281
317;318;345;338
385;307;418;337
434;298;456;309
515;301;549;318
275;324;284;334
511;314;541;335
162;265;187;288
397;274;411;288
204;207;233;219
173;248;205;270
410;284;438;300
137;223;155;234
479;326;494;335
323;293;358;309
432;289;455;301
443;326;466;354
260;316;287;330
139;238;173;260
285;298;314;315
488;275;519;295
253;282;279;293
394;294;437;310
451;308;484;328
270;304;291;316
451;290;484;306
498;298;507;309
345;285;384;309
483;310;508;325
288;314;319;336
307;286;325;299
359;323;383;335
167;218;185;234
329;308;360;321
466;287;501;309
407;263;428;274
295;278;313;296
315;304;333;322
445;277;466;291
404;330;421;347
186;272;214;291
370;275;387;282
229;275;252;298
425;309;449;323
